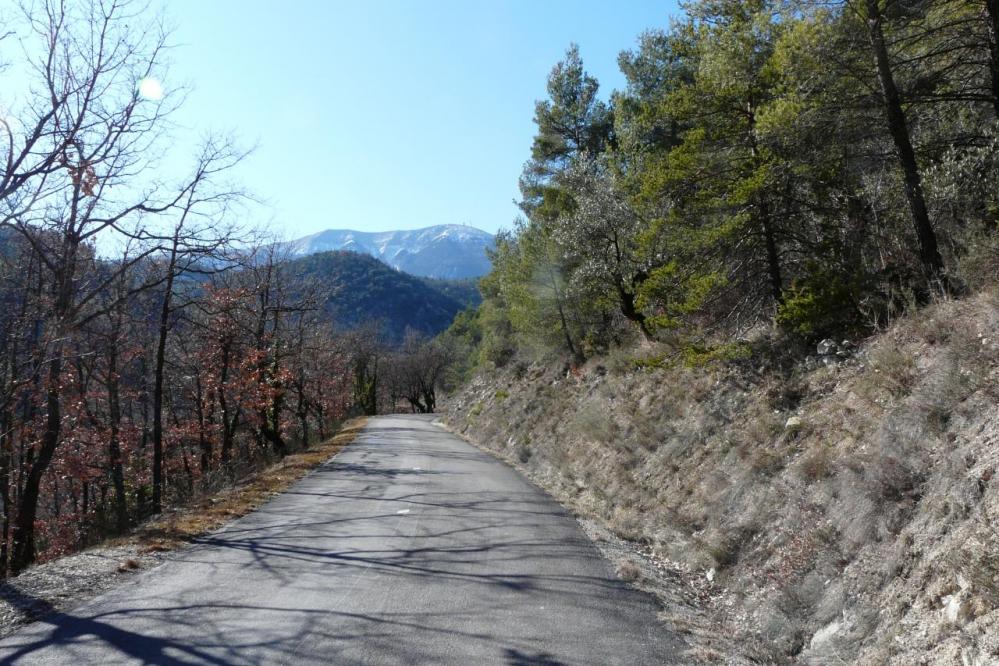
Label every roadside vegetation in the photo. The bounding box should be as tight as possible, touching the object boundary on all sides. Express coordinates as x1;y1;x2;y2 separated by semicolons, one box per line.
132;417;366;553
447;291;999;663
0;1;402;577
0;0;472;579
441;0;998;368
438;0;999;662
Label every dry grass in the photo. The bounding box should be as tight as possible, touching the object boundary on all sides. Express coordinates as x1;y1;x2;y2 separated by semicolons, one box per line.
116;558;140;572
616;559;642;582
125;418;367;553
445;289;999;665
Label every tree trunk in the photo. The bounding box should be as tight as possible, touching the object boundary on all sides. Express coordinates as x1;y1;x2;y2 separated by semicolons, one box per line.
151;259;177;515
760;198;784;305
616;279;654;339
106;346;128;534
10;353;62;573
747;115;784;306
0;411;11;578
866;0;945;281
422;387;436;413
986;0;999;117
545;263;583;364
296;385;310;448
219;343;234;464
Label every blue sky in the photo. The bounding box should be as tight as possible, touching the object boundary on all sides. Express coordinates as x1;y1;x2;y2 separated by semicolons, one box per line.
159;1;679;239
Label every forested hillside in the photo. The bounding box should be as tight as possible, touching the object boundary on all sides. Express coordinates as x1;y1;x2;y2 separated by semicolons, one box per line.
439;0;999;663
446;0;997;365
0;1;471;576
285;250;480;342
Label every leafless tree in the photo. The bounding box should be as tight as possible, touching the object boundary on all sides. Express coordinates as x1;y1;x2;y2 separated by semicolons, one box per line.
0;0;245;571
387;332;454;414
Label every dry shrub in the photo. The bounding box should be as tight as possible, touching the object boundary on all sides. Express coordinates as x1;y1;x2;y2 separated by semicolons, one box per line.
733;407;784;476
610;515;646;543
834;468;883;552
954;229;999;291
701;526;754;570
766;374;806;411
117;558;140;572
777;571;827;619
796;445;835;483
606;346;638;375
864;449;923;503
947;525;999;607
753;601;806;660
734;406;781;449
856;346;919;401
571;403;616;443
748;447;784;476
616;560;642;582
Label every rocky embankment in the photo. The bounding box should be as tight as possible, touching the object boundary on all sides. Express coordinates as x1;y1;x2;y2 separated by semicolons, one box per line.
444;291;999;664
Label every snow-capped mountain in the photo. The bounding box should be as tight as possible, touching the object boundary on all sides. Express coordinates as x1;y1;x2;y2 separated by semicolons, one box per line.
276;224;494;279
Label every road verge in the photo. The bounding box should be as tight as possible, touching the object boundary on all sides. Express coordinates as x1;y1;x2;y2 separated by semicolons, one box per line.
0;418;367;638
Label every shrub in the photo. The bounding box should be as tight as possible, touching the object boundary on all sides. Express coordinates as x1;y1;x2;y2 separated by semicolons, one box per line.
796;446;834;483
856;347;918;401
777;268;862;338
681;341;751;368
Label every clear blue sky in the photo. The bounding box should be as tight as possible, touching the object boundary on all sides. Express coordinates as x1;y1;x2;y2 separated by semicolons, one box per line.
162;0;679;239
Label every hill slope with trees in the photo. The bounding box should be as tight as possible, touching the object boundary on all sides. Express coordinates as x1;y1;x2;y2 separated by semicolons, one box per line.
438;0;999;663
284;250;480;342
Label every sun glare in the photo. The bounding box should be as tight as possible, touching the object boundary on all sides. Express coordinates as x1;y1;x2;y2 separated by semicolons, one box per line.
137;77;164;101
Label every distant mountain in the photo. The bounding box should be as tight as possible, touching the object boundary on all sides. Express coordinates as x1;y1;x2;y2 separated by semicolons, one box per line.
277;225;494;279
285;250;480;342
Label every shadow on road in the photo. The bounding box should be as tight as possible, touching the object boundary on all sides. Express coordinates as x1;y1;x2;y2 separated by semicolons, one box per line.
0;416;680;665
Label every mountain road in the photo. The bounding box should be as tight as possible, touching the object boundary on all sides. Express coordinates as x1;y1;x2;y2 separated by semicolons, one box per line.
0;414;683;665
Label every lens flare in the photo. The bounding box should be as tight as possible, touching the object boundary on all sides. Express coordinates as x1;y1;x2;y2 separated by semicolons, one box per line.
137;77;164;101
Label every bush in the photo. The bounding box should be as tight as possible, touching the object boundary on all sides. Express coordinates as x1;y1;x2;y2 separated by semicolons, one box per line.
680;341;750;368
777;268;862;338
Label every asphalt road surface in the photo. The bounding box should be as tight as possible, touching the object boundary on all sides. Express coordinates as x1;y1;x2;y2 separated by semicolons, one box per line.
0;415;684;665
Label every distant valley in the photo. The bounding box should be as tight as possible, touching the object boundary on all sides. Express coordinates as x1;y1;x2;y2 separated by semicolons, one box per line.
276;224;494;279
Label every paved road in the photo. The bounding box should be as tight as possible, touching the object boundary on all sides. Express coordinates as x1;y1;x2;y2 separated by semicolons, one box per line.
0;415;683;665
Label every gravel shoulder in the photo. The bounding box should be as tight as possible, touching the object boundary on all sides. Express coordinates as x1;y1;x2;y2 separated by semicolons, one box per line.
0;545;170;640
0;418;365;641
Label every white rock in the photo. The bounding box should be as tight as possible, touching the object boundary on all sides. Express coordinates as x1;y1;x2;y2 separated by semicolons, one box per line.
817;339;838;355
809;619;842;650
785;416;804;430
944;593;973;625
706;567;715;583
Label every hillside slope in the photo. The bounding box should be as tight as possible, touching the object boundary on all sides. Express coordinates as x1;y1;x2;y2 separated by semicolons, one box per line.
443;291;999;664
278;224;494;279
286;251;479;342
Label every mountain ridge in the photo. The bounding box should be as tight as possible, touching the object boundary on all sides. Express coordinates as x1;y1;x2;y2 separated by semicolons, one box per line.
276;224;494;279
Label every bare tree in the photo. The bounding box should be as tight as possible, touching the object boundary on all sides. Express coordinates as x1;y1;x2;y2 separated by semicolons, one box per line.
146;143;246;514
387;332;454;414
0;0;244;571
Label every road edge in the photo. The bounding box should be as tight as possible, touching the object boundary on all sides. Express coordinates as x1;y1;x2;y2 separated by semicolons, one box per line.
0;418;367;640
